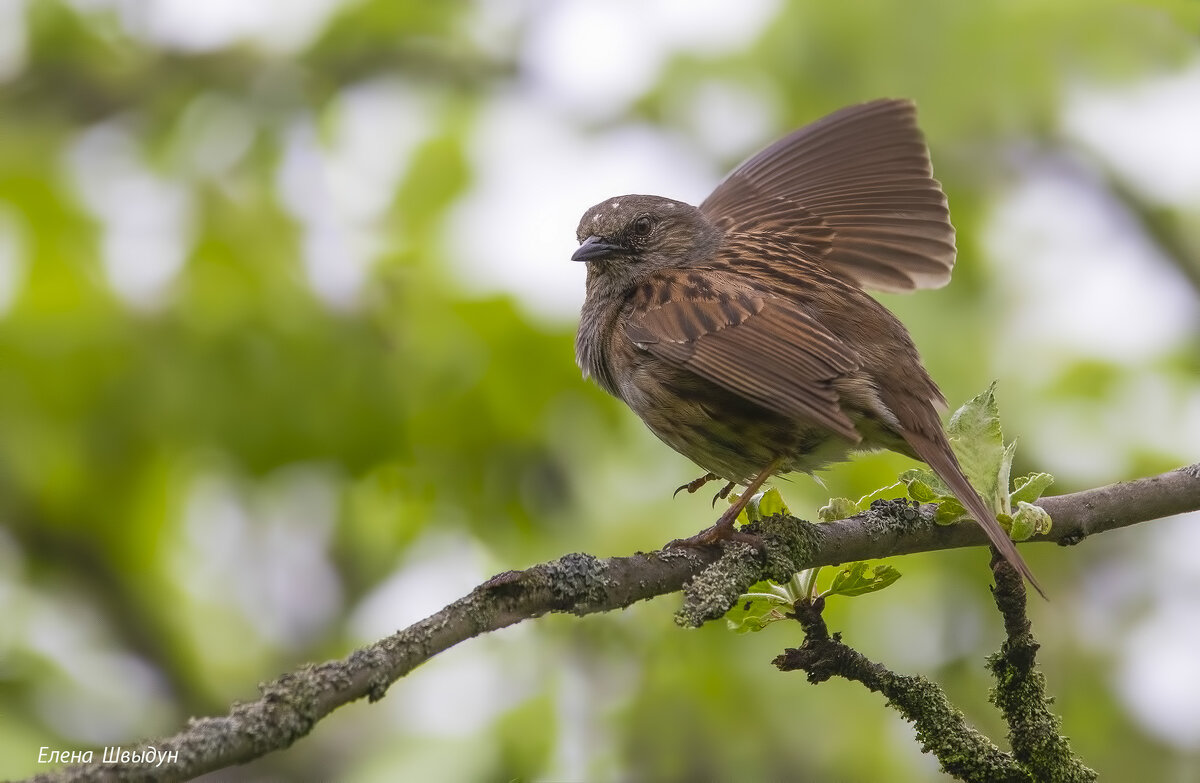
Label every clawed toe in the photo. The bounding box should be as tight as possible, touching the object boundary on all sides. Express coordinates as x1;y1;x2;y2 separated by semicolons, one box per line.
673;472;719;498
710;481;735;508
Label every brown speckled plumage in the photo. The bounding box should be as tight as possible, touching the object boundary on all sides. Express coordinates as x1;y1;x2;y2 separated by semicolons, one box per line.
571;99;1040;595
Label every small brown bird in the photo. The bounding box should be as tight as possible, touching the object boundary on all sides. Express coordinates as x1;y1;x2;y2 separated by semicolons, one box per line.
571;98;1041;594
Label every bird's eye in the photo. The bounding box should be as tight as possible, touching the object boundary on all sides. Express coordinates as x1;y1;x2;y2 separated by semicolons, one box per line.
631;216;654;238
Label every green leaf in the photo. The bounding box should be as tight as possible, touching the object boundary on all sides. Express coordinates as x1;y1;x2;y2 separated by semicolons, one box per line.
946;382;1005;507
934;497;968;526
730;488;790;524
998;439;1018;514
824;562;902;598
1011;473;1055;505
725;589;793;633
906;479;937;503
756;487;790;518
900;467;950;499
903;477;940;504
1011;501;1053;540
819;482;907;521
791;568;822;602
818;497;860;522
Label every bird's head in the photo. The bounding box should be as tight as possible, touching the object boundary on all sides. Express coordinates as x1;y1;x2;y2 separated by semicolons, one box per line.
572;195;721;290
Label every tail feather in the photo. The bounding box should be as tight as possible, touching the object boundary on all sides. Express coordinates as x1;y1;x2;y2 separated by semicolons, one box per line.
905;432;1046;599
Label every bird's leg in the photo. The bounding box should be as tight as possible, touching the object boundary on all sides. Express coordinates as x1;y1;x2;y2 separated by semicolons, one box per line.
710;481;736;508
673;472;719;498
668;458;783;549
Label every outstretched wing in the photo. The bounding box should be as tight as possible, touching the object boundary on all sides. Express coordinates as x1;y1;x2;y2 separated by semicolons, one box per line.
623;269;862;442
700;99;956;293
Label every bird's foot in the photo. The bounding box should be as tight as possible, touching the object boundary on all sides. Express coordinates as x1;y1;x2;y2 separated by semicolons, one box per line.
667;459;782;554
667;526;765;552
666;503;765;552
673;472;719;498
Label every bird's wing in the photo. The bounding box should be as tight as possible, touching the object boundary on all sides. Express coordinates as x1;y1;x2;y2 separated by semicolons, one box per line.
624;269;863;442
699;99;955;293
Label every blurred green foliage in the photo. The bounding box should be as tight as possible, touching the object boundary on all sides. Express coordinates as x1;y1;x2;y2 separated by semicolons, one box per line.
1;1;1198;781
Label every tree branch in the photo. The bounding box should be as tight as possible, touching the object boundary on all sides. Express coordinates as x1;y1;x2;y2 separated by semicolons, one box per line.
31;464;1200;783
986;552;1096;782
773;595;1030;782
770;550;1100;781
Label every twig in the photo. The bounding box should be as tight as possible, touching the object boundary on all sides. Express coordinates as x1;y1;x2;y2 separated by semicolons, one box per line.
30;464;1200;783
773;597;1029;783
987;552;1097;781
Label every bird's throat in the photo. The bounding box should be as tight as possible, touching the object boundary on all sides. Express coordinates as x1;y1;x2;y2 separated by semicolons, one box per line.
575;285;625;399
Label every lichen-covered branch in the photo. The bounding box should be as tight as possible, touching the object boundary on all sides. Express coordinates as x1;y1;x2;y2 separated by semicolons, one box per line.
773;597;1030;783
801;463;1200;562
28;549;726;783
31;463;1200;783
770;552;1100;782
987;553;1097;782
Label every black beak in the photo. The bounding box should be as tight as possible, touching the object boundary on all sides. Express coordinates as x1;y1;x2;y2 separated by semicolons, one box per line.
571;236;623;263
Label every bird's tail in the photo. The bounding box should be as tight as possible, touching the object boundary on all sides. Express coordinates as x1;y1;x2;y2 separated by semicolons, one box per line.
904;430;1046;599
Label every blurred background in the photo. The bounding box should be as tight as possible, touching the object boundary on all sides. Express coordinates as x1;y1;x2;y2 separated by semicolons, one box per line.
1;1;1198;780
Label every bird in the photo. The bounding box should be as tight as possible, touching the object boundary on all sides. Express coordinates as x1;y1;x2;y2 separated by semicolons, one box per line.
570;98;1041;595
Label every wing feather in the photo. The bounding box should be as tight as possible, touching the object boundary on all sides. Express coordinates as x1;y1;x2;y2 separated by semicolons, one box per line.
700;99;956;293
624;270;862;442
